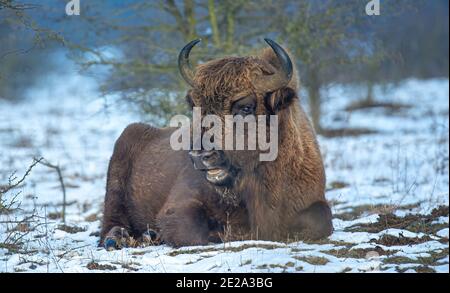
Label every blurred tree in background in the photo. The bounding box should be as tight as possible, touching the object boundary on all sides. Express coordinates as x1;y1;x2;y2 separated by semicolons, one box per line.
0;0;62;100
275;0;375;132
0;0;448;132
67;0;282;124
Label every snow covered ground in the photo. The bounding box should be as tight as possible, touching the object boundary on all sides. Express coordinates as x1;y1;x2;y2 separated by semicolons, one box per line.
0;73;448;272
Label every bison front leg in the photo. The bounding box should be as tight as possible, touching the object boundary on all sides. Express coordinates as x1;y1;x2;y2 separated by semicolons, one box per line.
157;199;211;247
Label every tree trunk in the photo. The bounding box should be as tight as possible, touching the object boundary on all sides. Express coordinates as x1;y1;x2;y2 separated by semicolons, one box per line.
308;84;322;134
184;0;197;40
365;81;374;103
225;3;235;53
307;68;323;133
207;0;221;48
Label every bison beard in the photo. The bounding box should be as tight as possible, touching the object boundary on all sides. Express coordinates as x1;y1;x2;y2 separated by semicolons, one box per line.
99;39;333;249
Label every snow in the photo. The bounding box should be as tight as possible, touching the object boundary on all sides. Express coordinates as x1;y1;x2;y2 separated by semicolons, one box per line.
434;264;450;273
437;228;449;238
433;216;449;225
0;74;448;273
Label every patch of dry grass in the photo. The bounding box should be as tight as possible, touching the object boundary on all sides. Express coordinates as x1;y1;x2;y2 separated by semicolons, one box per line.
293;255;329;265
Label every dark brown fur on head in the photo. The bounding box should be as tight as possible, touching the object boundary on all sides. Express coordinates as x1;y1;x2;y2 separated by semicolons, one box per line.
189;47;299;110
186;47;300;174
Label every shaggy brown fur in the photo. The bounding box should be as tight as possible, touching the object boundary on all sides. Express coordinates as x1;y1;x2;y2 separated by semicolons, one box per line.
100;46;333;248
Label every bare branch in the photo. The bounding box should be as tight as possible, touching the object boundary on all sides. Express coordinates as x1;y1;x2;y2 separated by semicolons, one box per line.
0;157;42;195
34;158;67;223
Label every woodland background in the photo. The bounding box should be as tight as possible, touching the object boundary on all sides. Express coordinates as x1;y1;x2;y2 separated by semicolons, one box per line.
1;0;448;132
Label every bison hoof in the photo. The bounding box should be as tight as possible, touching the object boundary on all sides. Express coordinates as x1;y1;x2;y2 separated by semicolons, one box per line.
142;229;161;245
103;226;130;250
104;238;119;251
142;230;157;240
104;236;129;250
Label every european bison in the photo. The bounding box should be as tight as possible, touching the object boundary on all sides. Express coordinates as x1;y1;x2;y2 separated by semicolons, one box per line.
100;39;333;249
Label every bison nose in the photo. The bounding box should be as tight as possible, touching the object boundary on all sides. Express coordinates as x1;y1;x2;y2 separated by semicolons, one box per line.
188;150;203;158
189;150;208;170
200;150;219;162
189;150;224;170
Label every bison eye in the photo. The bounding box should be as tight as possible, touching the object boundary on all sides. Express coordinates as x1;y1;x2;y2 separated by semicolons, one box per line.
240;105;254;115
231;96;256;116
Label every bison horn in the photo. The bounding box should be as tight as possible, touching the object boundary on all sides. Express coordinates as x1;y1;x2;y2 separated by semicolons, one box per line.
178;39;201;87
253;38;293;92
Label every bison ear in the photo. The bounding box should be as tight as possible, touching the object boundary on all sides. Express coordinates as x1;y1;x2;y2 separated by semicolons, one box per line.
185;91;195;108
264;87;297;113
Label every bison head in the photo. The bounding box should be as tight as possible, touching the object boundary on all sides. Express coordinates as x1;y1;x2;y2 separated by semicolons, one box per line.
178;39;298;187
